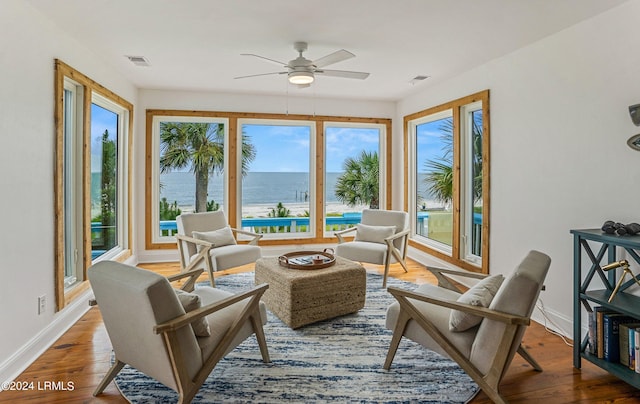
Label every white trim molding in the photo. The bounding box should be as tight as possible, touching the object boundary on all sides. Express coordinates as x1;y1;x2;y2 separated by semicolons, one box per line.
0;289;93;388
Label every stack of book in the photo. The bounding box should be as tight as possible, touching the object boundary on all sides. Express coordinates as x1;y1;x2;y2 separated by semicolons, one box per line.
588;306;640;371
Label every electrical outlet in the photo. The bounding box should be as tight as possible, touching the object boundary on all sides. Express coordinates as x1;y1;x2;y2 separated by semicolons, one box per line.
38;295;46;315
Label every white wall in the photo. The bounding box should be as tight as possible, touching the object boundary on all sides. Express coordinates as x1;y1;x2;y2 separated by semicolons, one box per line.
135;90;395;262
0;0;137;382
2;0;638;382
396;0;640;334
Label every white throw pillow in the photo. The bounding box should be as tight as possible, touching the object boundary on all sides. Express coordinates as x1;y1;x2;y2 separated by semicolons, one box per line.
174;288;211;337
193;226;237;251
354;223;396;244
449;274;504;332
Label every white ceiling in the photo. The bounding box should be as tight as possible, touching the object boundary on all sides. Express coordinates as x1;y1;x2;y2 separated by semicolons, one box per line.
27;0;626;101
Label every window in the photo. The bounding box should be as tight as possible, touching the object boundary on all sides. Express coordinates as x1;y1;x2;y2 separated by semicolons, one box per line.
90;96;128;260
62;78;83;289
239;120;314;238
54;60;133;310
405;90;489;272
149;115;229;244
324;122;387;236
145;111;392;248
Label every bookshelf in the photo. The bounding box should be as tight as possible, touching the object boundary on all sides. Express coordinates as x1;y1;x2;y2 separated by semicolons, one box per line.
572;229;640;388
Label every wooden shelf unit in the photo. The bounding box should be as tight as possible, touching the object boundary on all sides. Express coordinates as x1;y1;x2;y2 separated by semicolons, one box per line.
572;228;640;389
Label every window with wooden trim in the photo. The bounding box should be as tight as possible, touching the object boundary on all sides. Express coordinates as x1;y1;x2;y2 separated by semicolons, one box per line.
54;60;133;311
145;110;391;248
405;90;490;273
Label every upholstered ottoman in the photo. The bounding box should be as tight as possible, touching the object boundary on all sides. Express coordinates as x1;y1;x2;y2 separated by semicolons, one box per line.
255;256;366;329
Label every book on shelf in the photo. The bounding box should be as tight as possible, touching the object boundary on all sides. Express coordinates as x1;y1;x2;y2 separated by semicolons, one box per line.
620;322;640;367
631;327;639;370
636;329;640;373
603;313;634;362
595;307;616;358
587;309;597;355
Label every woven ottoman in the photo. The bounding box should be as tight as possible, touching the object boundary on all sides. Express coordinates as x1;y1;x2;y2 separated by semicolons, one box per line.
254;255;366;329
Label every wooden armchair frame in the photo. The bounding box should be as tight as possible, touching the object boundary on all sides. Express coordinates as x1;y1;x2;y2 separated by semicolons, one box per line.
335;226;410;287
384;266;543;404
175;228;262;287
92;266;270;404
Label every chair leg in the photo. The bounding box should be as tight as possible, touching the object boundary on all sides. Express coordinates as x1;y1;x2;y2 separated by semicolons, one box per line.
204;256;216;287
384;310;410;370
382;253;393;288
251;313;271;363
93;359;125;396
517;344;543;371
390;247;409;273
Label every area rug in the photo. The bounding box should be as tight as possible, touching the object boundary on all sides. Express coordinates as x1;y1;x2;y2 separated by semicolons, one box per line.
114;272;479;403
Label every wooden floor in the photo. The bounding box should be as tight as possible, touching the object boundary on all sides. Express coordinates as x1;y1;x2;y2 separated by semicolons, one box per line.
3;259;640;403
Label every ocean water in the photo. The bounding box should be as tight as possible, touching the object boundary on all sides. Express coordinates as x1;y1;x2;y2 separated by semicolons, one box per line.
159;171;345;208
92;171;437;211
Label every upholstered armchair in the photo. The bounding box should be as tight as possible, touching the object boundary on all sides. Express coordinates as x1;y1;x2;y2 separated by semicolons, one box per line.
89;261;270;404
176;211;262;286
334;209;410;287
384;250;551;404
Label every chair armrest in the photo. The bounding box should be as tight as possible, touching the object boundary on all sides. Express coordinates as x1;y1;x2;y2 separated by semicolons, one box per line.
334;226;357;243
154;283;270;334
387;286;529;326
426;266;487;292
175;233;214;249
230;227;263;245
166;268;205;292
385;228;411;242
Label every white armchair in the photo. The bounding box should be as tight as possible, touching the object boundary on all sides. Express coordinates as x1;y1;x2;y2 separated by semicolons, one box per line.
89;261;270;404
384;250;551;404
334;209;410;287
176;211;262;286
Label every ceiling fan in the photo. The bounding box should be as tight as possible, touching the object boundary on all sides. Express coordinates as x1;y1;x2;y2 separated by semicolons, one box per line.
235;42;370;87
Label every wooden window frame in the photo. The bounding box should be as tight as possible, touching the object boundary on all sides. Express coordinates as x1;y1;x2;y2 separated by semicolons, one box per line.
404;90;490;273
54;60;133;311
145;109;392;249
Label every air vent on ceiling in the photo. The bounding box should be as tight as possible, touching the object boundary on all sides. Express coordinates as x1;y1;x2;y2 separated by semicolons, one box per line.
126;55;150;67
409;75;430;85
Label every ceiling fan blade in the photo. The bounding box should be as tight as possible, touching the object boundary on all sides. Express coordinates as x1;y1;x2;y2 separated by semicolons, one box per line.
234;71;287;79
240;53;289;67
312;49;354;68
316;69;370;80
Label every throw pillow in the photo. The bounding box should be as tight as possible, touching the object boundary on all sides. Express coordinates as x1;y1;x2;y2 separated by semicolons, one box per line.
174;288;211;337
354;223;396;244
192;226;237;252
449;274;504;332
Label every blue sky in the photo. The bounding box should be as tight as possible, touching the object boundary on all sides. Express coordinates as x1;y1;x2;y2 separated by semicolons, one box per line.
90;103;118;172
244;124;380;172
415;118;451;173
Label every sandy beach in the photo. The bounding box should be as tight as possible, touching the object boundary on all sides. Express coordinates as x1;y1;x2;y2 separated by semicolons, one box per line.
177;202;371;217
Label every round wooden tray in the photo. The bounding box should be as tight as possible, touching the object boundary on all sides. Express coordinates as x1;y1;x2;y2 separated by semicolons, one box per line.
278;249;336;270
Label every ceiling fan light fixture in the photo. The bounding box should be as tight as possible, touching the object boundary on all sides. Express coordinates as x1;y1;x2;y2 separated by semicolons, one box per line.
289;71;314;85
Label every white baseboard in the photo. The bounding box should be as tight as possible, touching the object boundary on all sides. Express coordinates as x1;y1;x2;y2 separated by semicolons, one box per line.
532;299;574;339
0;288;93;388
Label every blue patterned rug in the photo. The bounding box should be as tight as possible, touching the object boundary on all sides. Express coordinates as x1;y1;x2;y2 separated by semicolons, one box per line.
114;271;479;403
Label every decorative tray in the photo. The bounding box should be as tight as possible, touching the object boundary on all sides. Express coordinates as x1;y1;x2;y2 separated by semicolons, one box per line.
278;249;336;270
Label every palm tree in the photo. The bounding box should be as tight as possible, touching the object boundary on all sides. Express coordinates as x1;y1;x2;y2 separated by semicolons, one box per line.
159;122;256;212
334;150;379;209
423;115;482;204
267;202;291;233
